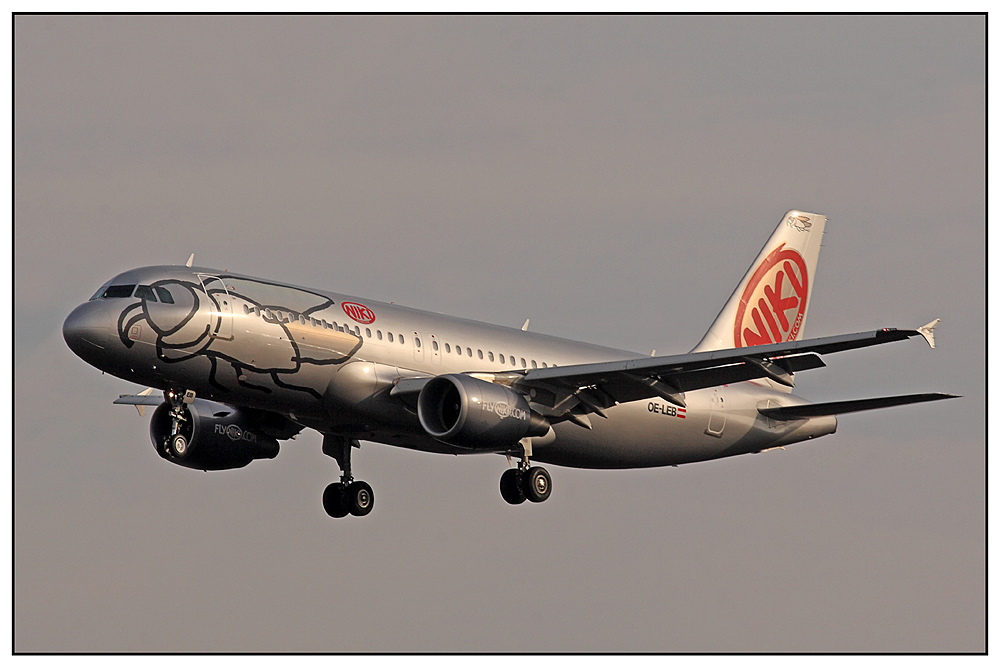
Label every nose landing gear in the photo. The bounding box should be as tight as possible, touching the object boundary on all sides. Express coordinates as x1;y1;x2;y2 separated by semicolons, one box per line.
163;389;196;459
322;434;374;518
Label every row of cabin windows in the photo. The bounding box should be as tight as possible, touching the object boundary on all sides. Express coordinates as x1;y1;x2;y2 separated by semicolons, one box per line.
241;303;409;344
439;342;550;369
239;303;553;369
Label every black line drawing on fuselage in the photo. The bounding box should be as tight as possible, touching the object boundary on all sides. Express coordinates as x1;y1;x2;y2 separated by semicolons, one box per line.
115;278;363;400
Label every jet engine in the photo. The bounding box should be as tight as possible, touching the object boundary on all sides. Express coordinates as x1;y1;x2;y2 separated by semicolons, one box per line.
149;398;281;470
417;374;549;450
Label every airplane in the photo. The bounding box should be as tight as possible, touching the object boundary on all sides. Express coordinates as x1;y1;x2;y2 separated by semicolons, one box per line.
62;210;957;518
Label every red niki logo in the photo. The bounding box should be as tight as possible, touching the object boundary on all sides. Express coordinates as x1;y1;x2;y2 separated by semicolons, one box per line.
342;302;376;324
734;243;808;348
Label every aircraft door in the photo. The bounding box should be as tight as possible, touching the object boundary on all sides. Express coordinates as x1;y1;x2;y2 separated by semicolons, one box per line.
705;386;727;437
412;330;424;363
428;333;441;366
198;275;233;340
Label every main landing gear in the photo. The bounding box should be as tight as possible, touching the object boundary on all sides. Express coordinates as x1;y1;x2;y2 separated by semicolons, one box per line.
163;389;196;459
500;448;552;505
322;434;374;518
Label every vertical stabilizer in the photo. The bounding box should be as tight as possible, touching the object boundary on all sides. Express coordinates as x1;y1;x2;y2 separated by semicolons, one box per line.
692;210;826;353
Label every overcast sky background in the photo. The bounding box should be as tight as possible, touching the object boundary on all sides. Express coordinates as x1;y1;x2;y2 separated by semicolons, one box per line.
14;16;984;652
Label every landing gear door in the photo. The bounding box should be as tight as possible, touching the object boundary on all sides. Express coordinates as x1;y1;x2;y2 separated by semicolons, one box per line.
198;275;233;341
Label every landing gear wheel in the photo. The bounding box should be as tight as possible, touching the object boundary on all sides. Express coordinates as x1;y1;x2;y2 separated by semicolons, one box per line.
524;466;552;503
346;481;374;516
323;482;349;518
500;468;526;505
167;434;189;458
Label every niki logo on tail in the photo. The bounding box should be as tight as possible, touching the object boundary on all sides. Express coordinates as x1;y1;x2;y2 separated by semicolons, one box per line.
734;243;809;347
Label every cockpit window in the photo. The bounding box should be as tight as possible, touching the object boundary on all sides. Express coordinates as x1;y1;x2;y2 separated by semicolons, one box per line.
154;286;175;304
101;284;136;299
134;285;156;301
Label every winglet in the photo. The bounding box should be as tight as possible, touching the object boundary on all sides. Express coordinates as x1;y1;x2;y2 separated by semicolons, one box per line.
136;387;153;416
186;253;195;268
521;319;530;331
916;319;940;349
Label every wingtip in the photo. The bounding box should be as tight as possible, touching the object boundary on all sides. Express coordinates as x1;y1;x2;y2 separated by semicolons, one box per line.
916;318;940;348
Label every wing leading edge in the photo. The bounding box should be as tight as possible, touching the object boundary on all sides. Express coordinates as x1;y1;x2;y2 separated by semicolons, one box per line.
510;322;941;419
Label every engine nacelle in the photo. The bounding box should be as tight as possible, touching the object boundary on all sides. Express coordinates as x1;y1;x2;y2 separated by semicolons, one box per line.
150;398;281;470
417;374;549;450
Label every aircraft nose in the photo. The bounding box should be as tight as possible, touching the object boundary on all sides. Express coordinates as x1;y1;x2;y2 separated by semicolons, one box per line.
63;302;113;358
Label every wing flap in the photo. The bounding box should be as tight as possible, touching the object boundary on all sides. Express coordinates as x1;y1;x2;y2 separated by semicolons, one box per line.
514;326;927;406
758;393;959;420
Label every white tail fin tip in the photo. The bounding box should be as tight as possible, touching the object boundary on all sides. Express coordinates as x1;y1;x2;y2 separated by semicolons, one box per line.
692;210;826;353
916;319;940;348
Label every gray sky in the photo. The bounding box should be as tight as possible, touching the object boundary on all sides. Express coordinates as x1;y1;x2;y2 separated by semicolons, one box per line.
14;15;984;652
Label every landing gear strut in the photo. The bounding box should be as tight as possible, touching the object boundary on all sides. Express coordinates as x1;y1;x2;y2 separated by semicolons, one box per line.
500;445;552;505
163;389;196;459
322;434;374;518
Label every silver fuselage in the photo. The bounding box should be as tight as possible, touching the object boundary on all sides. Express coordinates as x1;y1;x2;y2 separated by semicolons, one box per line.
63;265;836;469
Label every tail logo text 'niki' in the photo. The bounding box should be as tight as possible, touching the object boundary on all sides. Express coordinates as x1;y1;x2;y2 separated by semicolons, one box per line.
734;243;809;347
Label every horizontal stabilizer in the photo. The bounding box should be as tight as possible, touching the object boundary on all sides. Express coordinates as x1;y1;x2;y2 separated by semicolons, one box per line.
758;393;959;420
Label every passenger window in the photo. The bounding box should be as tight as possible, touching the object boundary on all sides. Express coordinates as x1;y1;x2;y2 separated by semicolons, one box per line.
521;358;526;368
102;284;136;298
416;337;422;348
488;351;494;362
542;362;548;368
499;354;505;364
377;330;383;340
531;360;537;369
466;347;472;357
477;349;483;359
445;343;450;353
355;326;361;336
432;340;439;351
388;332;394;343
366;328;372;338
510;355;516;367
399;334;405;344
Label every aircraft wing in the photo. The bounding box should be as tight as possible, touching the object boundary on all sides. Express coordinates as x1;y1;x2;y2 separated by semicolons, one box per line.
113;389;163;416
510;324;939;423
114;393;164;406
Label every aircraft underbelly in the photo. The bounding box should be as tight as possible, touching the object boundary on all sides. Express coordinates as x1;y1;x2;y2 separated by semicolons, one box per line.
531;384;829;469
